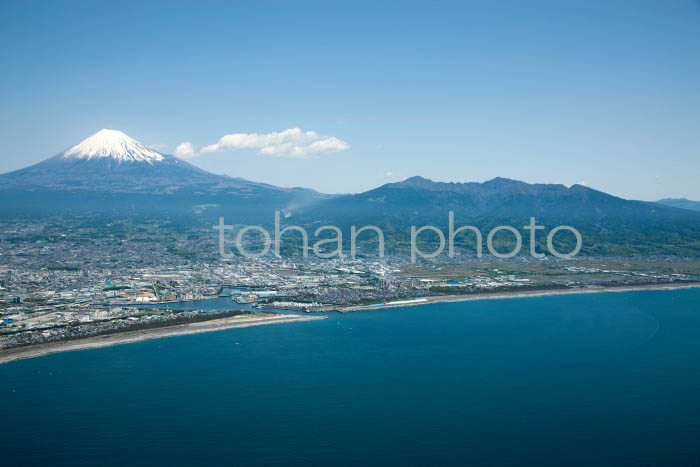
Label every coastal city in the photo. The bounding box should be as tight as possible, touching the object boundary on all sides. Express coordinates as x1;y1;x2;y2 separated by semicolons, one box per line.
2;217;699;351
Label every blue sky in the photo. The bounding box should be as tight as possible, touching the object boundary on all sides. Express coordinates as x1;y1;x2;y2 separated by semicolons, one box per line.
1;0;699;200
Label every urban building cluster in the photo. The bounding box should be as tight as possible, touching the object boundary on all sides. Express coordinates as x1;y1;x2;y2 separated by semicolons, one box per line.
2;218;698;350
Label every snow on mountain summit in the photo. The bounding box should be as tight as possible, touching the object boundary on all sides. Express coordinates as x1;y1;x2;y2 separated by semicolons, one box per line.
61;129;165;164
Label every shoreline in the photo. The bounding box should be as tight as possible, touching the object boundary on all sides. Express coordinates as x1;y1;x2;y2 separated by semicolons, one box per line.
340;282;700;312
0;313;325;365
4;283;698;364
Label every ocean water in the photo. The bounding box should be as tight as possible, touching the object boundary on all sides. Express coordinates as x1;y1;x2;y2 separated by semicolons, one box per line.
2;289;700;466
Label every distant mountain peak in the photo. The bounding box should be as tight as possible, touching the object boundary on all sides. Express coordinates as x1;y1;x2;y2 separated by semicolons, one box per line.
403;175;430;182
657;198;700;212
61;129;165;164
395;176;436;188
484;176;518;184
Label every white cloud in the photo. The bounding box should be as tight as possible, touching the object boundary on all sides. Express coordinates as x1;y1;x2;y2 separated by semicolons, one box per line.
307;136;350;154
174;142;197;159
385;171;393;178
200;127;350;159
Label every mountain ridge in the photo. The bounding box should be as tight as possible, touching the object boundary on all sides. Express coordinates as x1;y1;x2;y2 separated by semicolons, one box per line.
657;198;700;212
3;132;700;256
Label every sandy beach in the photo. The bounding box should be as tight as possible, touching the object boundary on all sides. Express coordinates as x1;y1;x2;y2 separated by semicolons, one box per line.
3;283;698;364
0;313;325;365
340;282;700;312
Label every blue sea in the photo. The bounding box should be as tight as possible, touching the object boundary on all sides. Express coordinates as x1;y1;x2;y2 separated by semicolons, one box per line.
2;289;700;466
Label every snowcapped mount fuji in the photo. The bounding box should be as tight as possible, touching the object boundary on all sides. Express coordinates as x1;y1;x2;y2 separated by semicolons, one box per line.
0;129;221;192
61;129;165;164
0;129;325;216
